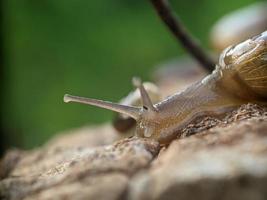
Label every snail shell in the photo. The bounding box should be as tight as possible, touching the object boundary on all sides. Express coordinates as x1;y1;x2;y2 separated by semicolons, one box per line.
206;31;267;100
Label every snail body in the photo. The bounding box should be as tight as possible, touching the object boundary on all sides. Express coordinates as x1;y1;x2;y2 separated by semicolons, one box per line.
64;30;267;144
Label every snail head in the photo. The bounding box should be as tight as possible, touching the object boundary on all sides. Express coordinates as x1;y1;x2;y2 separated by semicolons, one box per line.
64;78;163;140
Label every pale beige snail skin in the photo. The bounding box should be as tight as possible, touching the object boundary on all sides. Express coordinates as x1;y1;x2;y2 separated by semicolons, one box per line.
112;82;161;134
64;30;267;144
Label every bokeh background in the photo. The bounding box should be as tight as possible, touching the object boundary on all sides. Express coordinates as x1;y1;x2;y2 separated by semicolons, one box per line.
0;0;262;152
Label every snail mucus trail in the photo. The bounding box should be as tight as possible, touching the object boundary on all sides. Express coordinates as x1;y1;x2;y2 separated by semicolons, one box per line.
64;31;267;144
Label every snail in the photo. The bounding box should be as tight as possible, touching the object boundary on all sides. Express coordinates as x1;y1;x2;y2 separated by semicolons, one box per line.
64;30;267;144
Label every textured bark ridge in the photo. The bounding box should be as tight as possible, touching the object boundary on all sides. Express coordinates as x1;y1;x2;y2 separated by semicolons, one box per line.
1;104;267;200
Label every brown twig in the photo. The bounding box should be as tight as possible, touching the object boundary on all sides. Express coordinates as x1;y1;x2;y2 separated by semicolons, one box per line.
150;0;215;72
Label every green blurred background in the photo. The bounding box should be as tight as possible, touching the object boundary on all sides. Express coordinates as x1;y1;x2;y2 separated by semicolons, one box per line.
0;0;261;151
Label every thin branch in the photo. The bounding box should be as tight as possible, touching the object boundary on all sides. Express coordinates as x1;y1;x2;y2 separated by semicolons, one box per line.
150;0;215;72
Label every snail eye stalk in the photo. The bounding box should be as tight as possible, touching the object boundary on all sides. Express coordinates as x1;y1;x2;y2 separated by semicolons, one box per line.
132;77;158;112
63;94;141;120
